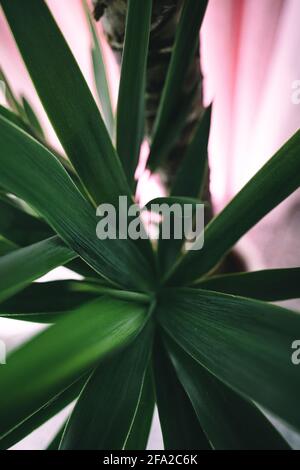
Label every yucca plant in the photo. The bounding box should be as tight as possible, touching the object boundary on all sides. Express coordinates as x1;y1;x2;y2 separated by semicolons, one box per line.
0;0;299;451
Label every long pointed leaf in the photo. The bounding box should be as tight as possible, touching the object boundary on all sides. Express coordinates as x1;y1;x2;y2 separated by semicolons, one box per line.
0;104;30;133
0;280;100;323
0;376;88;450
0;236;74;302
21;96;45;140
148;0;209;170
0;297;147;439
124;366;155;450
197;268;300;301
83;0;114;138
171;106;212;199
168;129;300;285
0;105;87;197
117;0;152;186
1;0;130;206
164;334;290;449
0;194;102;279
158;288;300;431
60;321;153;450
146;196;207;273
0;196;52;246
153;332;212;450
0;116;154;291
47;422;68;451
0;238;17;257
0;67;24;116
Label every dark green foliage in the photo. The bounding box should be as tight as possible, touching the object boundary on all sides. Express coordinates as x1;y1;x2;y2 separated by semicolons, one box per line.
0;0;299;451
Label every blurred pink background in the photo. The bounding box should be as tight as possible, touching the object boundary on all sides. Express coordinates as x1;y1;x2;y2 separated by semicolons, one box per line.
0;0;300;449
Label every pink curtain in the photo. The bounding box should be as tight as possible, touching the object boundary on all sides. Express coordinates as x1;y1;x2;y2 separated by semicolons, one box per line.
202;0;300;272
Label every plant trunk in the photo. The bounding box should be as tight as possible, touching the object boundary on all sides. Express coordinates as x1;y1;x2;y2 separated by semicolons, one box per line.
93;0;206;191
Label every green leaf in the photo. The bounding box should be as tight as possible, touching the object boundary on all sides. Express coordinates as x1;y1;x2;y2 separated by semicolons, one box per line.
148;0;209;170
0;106;87;198
0;194;103;280
0;376;88;450
60;321;153;450
0;296;148;439
116;0;152;186
1;0;131;206
168;129;300;285
66;258;104;280
0;280;100;323
158;288;300;431
0;104;30;133
21;96;45;140
83;0;114;138
0;115;155;291
0;236;75;302
144;196;206;273
145;196;205;212
170;106;212;199
149;95;196;174
0;237;17;257
153;332;212;450
0;67;24;116
124;366;155;450
47;422;67;450
164;334;290;449
197;268;300;301
87;286;151;304
0;195;52;246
